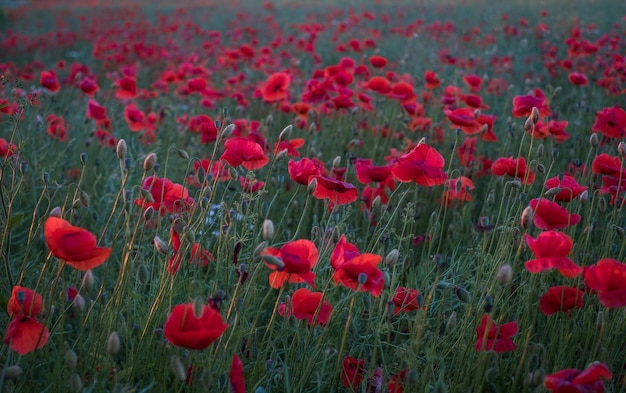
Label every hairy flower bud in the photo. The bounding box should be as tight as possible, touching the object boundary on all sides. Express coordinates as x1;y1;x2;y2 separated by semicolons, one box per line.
116;139;127;160
153;235;168;254
279;124;293;141
521;206;533;230
496;263;514;285
262;219;275;241
107;332;121;356
143;153;157;172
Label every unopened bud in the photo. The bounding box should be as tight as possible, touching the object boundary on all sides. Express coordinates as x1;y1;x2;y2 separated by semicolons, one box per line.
536;143;544;158
262;254;285;270
530;368;545;387
536;163;545;174
275;149;288;161
332;156;341;168
524;116;533;132
385;249;399;266
544;187;561;197
80;152;88;165
598;197;607;213
170;355;187;382
307;177;318;194
486;190;495;205
262;219;275;241
521;206;533;230
65;349;78;370
254;241;268;258
595;310;605;331
82;270;95;292
279;124;293;141
50;206;62;218
42;171;50;184
265;113;274;128
507;179;522;189
70;373;83;393
589;133;599;147
177;148;189;160
116;139;127;160
2;365;23;380
484;295;494;313
221;123;236;139
551;148;559;159
193;297;204;319
107;332;121;356
618;142;626;157
445;311;457;332
453;285;470;303
143;206;155;222
613;225;625;238
143;153;157;172
496;263;514;285
137;264;149;285
579;190;588;203
72;294;86;313
531;107;540;124
153;235;168;254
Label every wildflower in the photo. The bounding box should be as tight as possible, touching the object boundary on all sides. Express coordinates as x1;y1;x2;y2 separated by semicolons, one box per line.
280;288;333;326
369;55;388;69
391;143;447;186
544;362;612;393
529;198;581;230
444;107;483;135
424;70;440;89
3;287;49;355
524;231;582;278
591;106;626;138
114;76;138;100
583;258;626;308
342;356;366;389
260;72;290;102
544;174;587;202
163;302;228;350
475;314;518;353
230;355;245;393
491;156;535;184
539;286;584;315
261;240;318;289
44;217;112;271
40;70;60;93
310;175;359;209
220;137;270;170
333;253;384;297
134;176;194;215
391;287;422;314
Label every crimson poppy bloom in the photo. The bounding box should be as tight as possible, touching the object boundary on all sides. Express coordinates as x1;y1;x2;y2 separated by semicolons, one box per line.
46;114;69;141
544;362;612;393
491;156;535;184
365;76;392;94
115;76;138;99
545;174;587;202
0;138;17;157
274;138;305;158
310;175;359;207
288;158;327;185
463;74;482;92
424;70;440;89
189;243;215;268
568;72;589;86
475;314;518;353
40;70;60;93
583;258;626;308
86;99;107;123
388;369;410;393
342;356;366;389
540;286;584;315
163;302;228;350
355;158;395;191
369;55;388;69
512;93;551;118
280;288;333;326
260;72;290;102
591;106;626;138
3;317;50;356
78;77;99;96
220;137;270;170
262;239;318;288
391;287;422;314
524;231;582;278
444;107;483;135
44;217;112;271
333;253;384;297
391;143;447;186
8;286;43;318
440;176;474;206
591;153;625;178
529;198;581;230
330;235;361;270
230;354;245;393
187;114;219;144
239;176;264;194
134;176;194;215
389;82;416;103
123;103;146;132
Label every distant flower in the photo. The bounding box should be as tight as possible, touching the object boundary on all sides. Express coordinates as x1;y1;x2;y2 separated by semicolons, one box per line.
444;107;483;135
512;91;550;119
342;356;366;389
44;217;112;271
583;258;626;308
164;303;228;350
475;314;518;353
220;137;270;170
524;231;582;278
78;77;99;96
333;253;384;297
7;286;43;318
262;239;318;288
388;369;410;393
369;55;388;69
491;156;535;184
391;143;447;186
424;70;441;89
134;176;194;215
539;286;584;315
280;288;333;326
0;138;17;157
115;76;138;100
46;114;69;141
529;198;581;230
568;72;589;86
86;99;108;124
463;74;482;92
288;158;327;185
544;174;587;202
330;235;361;269
591;106;626;138
365;76;392;94
440;176;474;206
40;70;60;93
3;286;49;355
544;362;612;393
391;287;422;314
260;72;290;102
230;354;245;393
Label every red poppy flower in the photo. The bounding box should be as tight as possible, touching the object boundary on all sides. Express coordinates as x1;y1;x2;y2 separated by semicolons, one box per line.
365;76;392;94
591;153;625;178
283;288;333;326
529;198;581;230
388;369;410;393
260;72;290;103
7;286;43;318
86;99;107;123
591;106;626;138
288;158;327;185
342;356;366;389
40;70;60;93
220;137;270;170
333;253;384;297
391;287;422;314
230;355;245;393
262;239;318;288
44;217;112;271
3;317;49;355
512;93;550;119
46;114;69;141
539;286;584;315
544;362;612;393
568;72;589;86
444;108;484;134
330;235;361;269
524;231;582;278
583;258;626;308
310;175;359;207
440;176;474;206
355;158;395;191
134;176;194;215
0;138;17;157
123;103;146;132
163;302;228;350
475;314;518;353
239;176;264;193
369;55;388;69
491;156;535;184
424;70;440;89
391;143;447;186
189;243;215;268
389;82;416;103
115;76;138;100
274;138;305;158
78;77;99;96
545;174;587;202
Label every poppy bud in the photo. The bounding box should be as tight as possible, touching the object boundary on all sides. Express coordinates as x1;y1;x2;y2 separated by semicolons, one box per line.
445;311;457;332
116;139;127;160
262;219;275;241
485;367;498;382
613;225;625;238
143;153;157;172
107;332;121;356
279;124;293;141
193;297;204;319
486;190;495;205
70;373;83;393
49;206;62;218
524;116;533;133
254;241;268;258
332;156;341;168
536;163;545;174
143;206;155;222
221;123;235;139
598;197;607;213
385;249;399;266
551;148;559;159
308;122;317;133
72;294;86;313
275;149;288;161
2;365;23;380
531;107;540;124
507;179;522;189
42;171;50;184
521;206;533;230
65;349;78;370
306;177;318;194
20;161;28;174
578;190;588;203
544;187;561;197
453;286;470;303
176;148;189;160
589;132;599;147
484;295;494;313
536;143;544;158
170;355;187;382
618;141;626;158
82;270;95;292
265;113;274;128
436;280;452;289
595;310;604;331
262;254;285;271
153;235;168;254
80;152;88;165
496;263;514;285
357;272;368;286
137;264;149;285
530;368;545;387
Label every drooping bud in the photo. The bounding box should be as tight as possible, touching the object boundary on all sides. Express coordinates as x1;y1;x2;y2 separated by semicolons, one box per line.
143;153;157;172
453;285;470;303
332;156;341;168
254;241;268;258
137;264;149;285
385;249;399;267
221;123;236;139
176;148;189;160
261;254;284;270
445;311;457;332
589;133;599;147
153;235;168;254
82;270;95;292
65;349;78;370
531;107;540;124
50;206;62;218
618;141;626;157
2;365;23;380
278;124;293;141
307;177;318;194
116;139;127;160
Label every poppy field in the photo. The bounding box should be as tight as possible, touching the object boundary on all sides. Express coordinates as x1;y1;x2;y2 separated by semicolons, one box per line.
1;0;626;391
